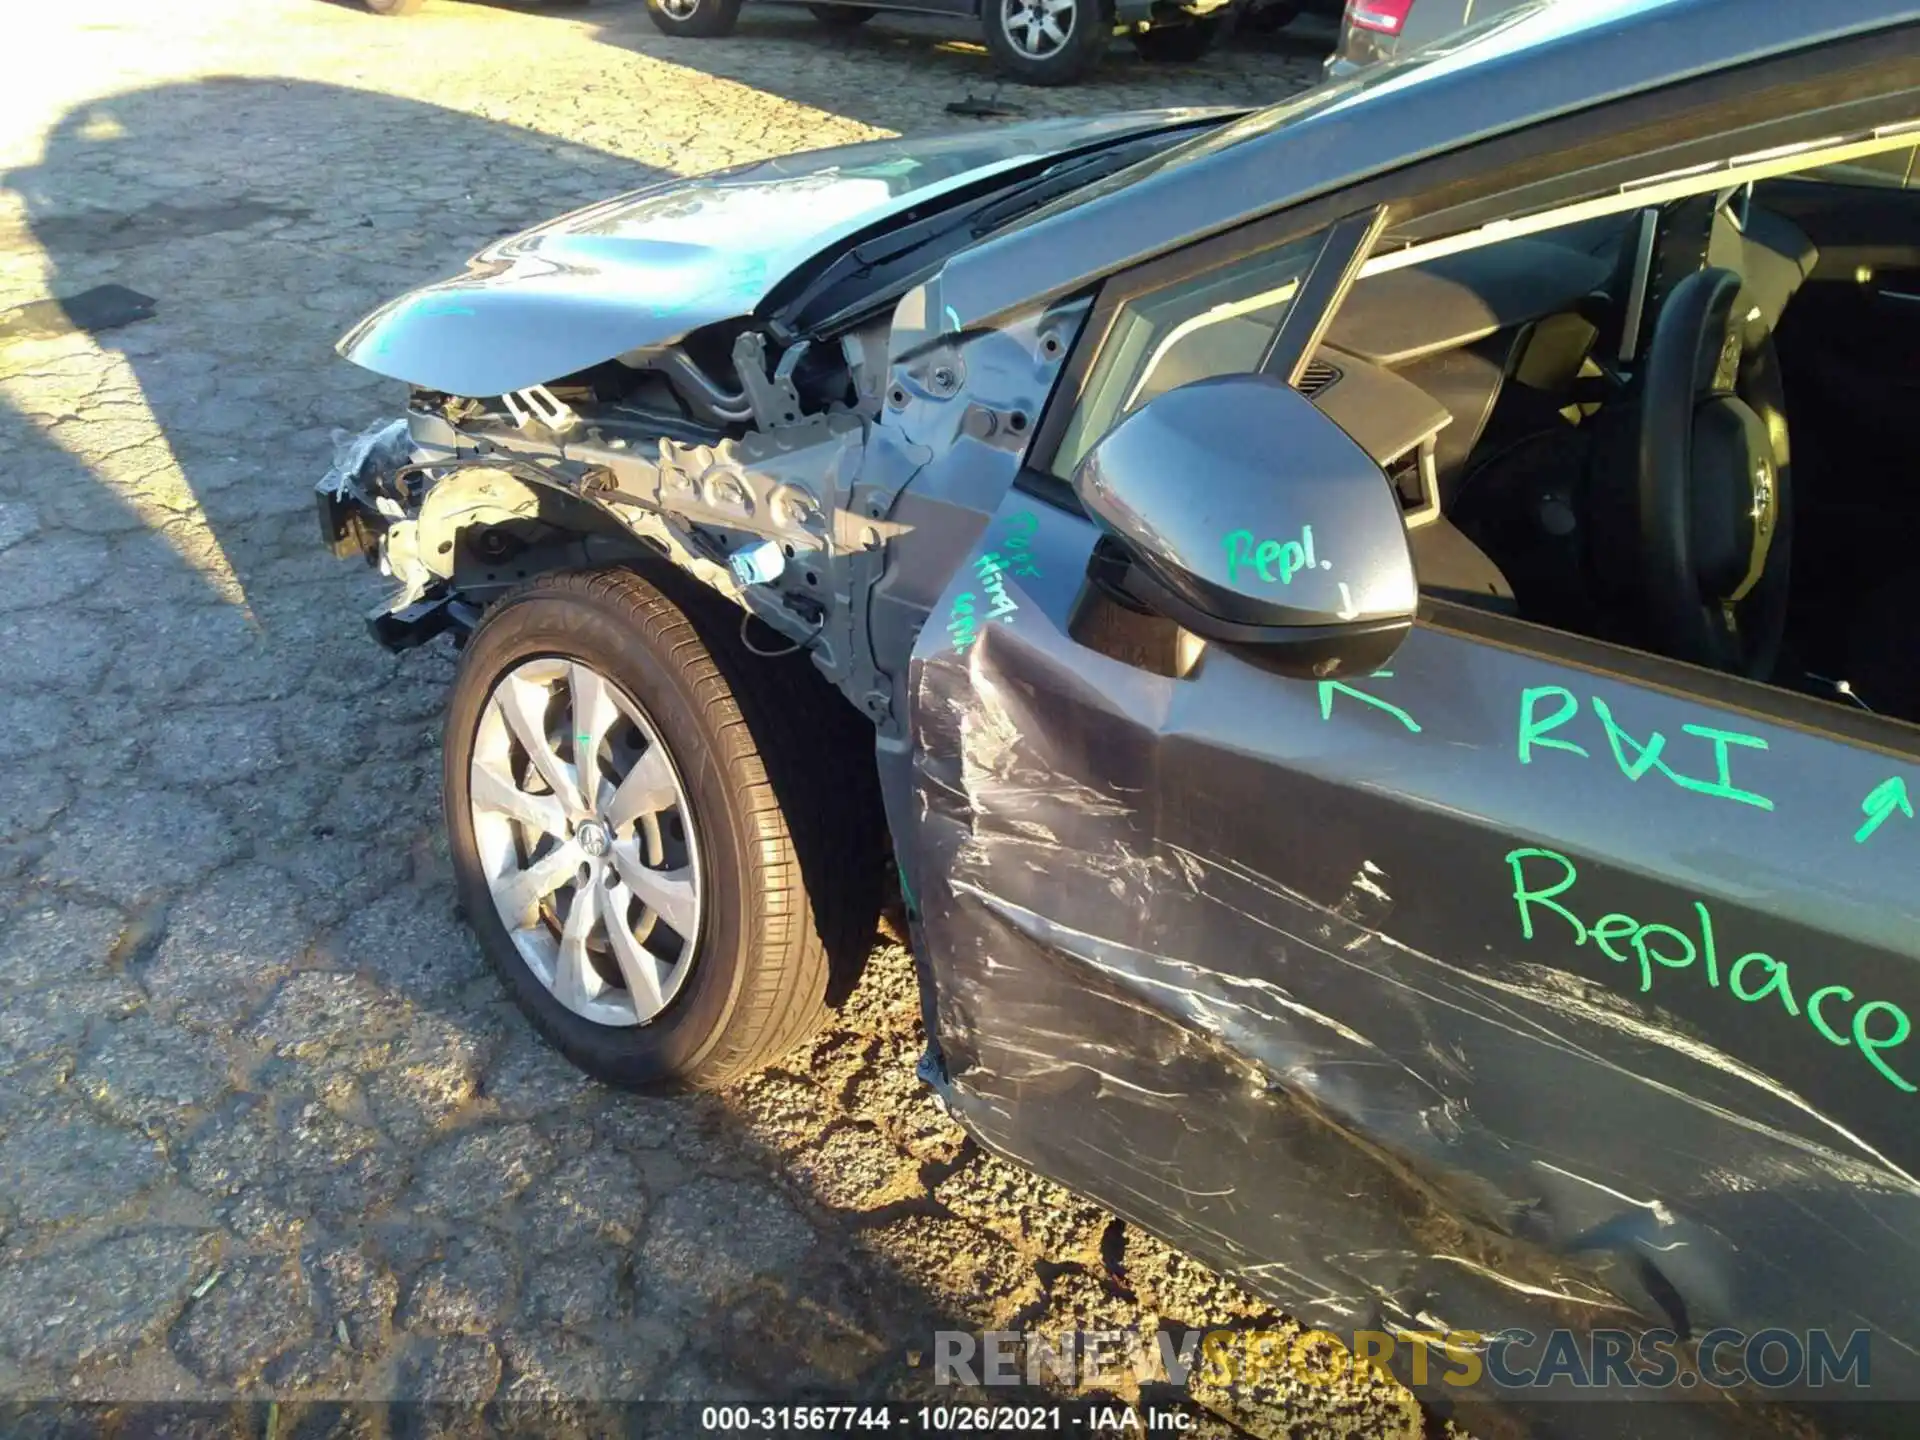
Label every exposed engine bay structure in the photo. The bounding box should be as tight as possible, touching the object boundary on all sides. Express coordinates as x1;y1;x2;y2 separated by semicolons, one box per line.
319;3;1920;1433
322;113;1218;715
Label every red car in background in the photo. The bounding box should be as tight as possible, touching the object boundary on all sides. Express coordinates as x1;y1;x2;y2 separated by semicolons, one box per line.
1325;0;1533;74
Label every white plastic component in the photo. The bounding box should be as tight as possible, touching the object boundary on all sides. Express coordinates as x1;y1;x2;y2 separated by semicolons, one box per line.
728;539;786;587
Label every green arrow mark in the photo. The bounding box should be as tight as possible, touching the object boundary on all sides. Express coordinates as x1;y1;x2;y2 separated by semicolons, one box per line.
1855;776;1914;844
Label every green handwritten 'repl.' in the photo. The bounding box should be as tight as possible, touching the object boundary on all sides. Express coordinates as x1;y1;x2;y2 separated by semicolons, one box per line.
1224;526;1332;587
1508;847;1914;1095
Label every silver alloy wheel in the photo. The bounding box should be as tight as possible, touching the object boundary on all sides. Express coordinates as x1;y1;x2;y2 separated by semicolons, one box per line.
1000;0;1076;57
658;0;702;19
470;657;703;1028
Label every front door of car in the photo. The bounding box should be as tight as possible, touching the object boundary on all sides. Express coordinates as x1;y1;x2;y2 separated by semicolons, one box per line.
902;349;1920;1414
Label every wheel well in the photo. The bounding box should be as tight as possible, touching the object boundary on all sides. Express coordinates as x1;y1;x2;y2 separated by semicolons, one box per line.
436;471;713;610
445;478;882;746
597;557;893;1007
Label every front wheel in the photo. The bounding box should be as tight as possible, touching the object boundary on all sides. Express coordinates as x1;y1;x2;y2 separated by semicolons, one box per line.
645;0;742;37
1130;17;1218;59
445;568;880;1091
981;0;1109;85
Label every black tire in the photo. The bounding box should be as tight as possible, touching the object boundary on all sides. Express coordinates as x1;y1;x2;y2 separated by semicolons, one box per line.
645;0;742;37
446;568;883;1091
981;0;1109;85
1240;0;1298;29
1130;17;1218;59
364;0;425;14
809;3;875;23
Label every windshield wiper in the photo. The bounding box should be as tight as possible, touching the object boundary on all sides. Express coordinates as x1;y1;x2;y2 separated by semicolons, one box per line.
769;130;1200;340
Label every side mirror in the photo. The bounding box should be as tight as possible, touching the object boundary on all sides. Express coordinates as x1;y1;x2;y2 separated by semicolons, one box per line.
1072;373;1417;678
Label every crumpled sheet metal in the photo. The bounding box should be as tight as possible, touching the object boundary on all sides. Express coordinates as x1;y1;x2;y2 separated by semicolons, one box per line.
902;496;1920;1436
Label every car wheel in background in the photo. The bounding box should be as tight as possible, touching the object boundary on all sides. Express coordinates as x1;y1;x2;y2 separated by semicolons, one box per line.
982;0;1109;84
1130;17;1220;59
645;0;743;37
809;3;877;24
445;568;880;1091
1238;0;1299;31
363;0;426;14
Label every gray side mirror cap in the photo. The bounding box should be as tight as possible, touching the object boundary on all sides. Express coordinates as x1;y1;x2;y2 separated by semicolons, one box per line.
1072;373;1418;676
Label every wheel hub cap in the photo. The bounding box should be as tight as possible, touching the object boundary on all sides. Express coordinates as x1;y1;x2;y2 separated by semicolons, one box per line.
1002;0;1075;58
469;657;703;1028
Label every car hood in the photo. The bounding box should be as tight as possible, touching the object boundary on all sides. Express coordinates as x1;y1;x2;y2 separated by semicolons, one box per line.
338;111;1226;399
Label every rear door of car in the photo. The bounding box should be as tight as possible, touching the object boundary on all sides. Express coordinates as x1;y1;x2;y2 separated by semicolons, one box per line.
901;210;1920;1409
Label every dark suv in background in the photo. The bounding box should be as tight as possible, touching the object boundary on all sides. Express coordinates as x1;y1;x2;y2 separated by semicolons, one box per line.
645;0;1237;84
1234;0;1346;36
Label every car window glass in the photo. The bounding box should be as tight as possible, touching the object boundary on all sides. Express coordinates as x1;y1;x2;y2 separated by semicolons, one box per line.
1797;144;1915;189
1052;232;1325;479
1338;166;1920;731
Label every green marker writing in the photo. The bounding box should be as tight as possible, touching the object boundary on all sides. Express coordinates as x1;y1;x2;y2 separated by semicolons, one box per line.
1855;776;1914;844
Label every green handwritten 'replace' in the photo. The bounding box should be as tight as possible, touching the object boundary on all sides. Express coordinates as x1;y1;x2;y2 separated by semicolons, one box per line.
1507;847;1912;1095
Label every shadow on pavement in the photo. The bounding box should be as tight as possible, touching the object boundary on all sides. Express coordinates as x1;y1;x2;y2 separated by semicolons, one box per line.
0;75;1124;1419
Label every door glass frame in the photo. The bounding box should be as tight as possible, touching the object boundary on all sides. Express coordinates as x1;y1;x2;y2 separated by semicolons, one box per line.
1026;32;1920;492
1029;201;1385;497
1423;598;1920;758
1017;35;1920;746
1351;129;1920;748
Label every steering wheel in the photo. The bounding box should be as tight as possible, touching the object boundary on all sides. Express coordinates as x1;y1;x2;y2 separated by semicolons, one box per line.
1633;265;1792;680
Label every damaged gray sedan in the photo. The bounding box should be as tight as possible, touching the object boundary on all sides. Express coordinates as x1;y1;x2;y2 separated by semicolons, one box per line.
321;1;1920;1430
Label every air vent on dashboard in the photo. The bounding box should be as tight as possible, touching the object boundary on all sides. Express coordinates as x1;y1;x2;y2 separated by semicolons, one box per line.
1298;357;1342;396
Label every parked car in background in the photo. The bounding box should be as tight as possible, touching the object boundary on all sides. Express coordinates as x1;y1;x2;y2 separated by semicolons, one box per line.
1235;0;1346;36
1328;0;1529;74
358;0;1224;85
643;0;1233;84
361;0;590;13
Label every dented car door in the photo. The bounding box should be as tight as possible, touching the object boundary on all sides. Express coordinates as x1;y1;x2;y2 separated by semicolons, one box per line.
905;467;1920;1424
